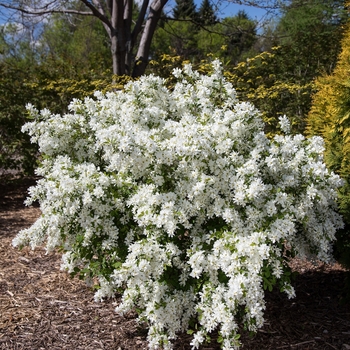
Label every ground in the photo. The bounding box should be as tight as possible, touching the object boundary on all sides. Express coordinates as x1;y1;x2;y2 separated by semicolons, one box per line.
1;177;350;350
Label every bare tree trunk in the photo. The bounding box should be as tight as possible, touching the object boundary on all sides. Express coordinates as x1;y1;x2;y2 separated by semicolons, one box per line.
111;0;127;75
127;0;149;75
132;0;167;77
123;0;133;75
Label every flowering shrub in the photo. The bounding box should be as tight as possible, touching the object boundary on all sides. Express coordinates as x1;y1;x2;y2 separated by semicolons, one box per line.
13;61;344;349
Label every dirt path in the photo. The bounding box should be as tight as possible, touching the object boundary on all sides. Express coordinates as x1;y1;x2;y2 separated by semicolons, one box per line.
0;178;350;349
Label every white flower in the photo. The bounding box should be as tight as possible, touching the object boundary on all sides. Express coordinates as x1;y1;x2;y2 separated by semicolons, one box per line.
190;331;205;349
172;67;182;78
279;115;291;134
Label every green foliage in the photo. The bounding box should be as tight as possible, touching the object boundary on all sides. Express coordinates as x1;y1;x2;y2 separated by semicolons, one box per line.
151;0;345;138
1;0;347;178
150;50;312;136
0;13;128;176
221;0;347;136
151;11;257;65
147;46;321;137
0;25;41;175
196;12;257;65
0;62;38;175
306;16;350;272
172;0;198;20
224;48;315;136
39;12;112;75
0;57;125;175
197;0;217;25
276;0;347;75
151;20;200;60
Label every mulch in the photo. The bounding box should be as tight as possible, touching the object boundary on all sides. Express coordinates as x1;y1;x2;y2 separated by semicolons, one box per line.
0;177;350;350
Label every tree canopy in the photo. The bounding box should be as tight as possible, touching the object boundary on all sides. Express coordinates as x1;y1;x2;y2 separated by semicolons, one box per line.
1;0;168;76
0;0;284;76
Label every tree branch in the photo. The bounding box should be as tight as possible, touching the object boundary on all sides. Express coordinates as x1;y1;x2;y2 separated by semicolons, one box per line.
79;0;112;28
0;2;93;16
163;16;256;39
133;0;167;77
225;0;282;10
131;0;149;44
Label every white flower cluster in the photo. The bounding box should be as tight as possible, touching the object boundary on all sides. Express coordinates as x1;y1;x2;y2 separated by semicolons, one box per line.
13;61;344;349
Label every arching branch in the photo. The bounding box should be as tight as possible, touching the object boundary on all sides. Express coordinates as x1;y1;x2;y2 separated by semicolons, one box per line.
0;2;92;16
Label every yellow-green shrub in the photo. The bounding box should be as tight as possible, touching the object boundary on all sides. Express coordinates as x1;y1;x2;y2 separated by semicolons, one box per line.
149;50;314;137
0;59;132;176
306;19;350;271
225;48;314;137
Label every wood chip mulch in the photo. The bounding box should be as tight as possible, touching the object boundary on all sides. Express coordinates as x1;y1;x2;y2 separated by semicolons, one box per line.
1;177;350;350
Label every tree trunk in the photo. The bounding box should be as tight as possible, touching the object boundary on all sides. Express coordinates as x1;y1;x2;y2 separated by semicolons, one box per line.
132;0;167;77
124;0;133;75
111;0;127;75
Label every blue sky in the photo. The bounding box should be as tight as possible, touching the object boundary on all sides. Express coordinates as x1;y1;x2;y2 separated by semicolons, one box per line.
216;3;269;21
0;0;273;26
163;0;272;22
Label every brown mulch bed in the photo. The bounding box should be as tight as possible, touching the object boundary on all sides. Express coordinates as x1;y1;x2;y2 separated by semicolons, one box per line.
0;177;350;350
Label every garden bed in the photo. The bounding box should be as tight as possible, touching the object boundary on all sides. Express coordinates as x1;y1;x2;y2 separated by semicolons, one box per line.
0;178;350;349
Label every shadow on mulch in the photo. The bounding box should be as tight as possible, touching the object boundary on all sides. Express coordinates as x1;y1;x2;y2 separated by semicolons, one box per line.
0;177;350;350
